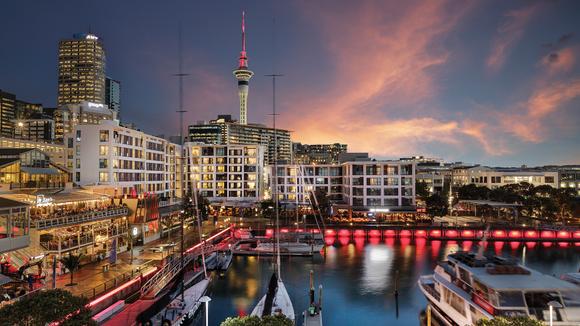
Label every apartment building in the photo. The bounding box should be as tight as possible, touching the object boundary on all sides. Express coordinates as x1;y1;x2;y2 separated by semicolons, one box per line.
458;166;559;189
183;143;265;203
272;160;416;210
67;120;180;199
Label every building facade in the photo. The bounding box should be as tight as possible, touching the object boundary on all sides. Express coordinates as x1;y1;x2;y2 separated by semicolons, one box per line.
188;115;291;165
105;77;121;118
0;90;16;138
458;166;559;189
292;142;347;164
54;101;115;142
183;143;264;203
0;137;66;169
58;33;106;106
68;120;180;199
272;160;416;210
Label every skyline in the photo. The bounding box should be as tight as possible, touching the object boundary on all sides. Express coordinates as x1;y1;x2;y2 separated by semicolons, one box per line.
1;1;580;166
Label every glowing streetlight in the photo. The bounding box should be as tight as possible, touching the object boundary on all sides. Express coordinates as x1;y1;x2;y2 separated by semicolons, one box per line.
548;301;562;326
199;296;211;326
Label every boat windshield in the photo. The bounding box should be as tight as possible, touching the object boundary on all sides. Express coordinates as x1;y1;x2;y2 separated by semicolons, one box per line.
524;292;564;321
497;291;525;307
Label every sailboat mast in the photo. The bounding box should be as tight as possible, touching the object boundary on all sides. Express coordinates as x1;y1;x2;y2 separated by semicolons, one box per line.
266;73;283;280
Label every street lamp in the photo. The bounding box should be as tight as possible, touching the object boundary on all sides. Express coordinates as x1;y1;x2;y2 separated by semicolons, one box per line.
199;296;211;326
548;301;562;326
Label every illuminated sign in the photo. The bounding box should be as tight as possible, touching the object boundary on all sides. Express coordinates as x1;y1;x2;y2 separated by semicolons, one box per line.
85;34;98;40
369;208;390;213
36;195;53;207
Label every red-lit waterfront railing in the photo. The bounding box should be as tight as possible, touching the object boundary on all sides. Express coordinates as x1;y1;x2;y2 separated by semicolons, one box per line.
259;226;580;242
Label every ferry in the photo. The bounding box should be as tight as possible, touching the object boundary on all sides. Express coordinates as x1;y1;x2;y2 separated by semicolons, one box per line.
418;252;580;325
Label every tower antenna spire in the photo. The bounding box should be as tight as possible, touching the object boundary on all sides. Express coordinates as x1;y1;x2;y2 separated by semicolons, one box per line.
233;10;254;125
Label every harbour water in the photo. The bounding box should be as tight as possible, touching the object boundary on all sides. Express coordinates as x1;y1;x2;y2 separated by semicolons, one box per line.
208;239;579;325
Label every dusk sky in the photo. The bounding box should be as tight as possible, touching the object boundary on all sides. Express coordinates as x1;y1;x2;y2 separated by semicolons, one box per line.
1;0;580;166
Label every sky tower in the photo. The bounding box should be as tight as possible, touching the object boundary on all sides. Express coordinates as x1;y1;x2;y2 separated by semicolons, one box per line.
233;11;254;125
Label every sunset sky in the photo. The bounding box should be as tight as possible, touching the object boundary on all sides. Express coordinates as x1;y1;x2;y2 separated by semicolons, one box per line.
1;1;579;166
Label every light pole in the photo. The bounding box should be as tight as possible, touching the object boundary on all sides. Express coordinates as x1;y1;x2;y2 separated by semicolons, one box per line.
548;301;562;326
199;295;211;326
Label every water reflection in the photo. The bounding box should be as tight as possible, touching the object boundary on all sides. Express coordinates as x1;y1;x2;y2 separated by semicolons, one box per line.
209;239;580;326
362;245;393;294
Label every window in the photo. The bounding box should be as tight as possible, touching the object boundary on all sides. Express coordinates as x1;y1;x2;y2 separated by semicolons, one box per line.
75;172;80;182
99;145;108;156
352;165;364;175
75;159;80;169
76;130;81;141
99;172;109;182
545;176;555;183
366;188;381;196
99;130;109;142
99;159;108;169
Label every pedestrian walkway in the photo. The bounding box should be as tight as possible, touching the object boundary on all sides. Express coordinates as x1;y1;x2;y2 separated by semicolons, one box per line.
49;219;224;298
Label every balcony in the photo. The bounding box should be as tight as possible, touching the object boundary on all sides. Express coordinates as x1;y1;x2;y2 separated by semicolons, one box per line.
34;207;129;230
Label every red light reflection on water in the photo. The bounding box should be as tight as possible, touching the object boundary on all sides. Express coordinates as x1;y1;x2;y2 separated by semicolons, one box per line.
494;241;504;254
510;242;520;251
542;242;553;248
558;242;569;248
325;236;336;246
431;240;441;259
368;236;380;245
525;242;537;249
462;241;473;252
385;237;395;247
338;236;350;246
354;237;365;250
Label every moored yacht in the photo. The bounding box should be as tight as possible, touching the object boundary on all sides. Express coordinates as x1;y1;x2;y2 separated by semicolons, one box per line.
418;252;580;325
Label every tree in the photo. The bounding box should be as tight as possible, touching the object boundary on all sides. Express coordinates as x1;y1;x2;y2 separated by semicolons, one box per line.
220;315;294;326
457;184;490;200
475;316;543;326
260;199;276;219
197;193;210;220
552;188;575;224
415;180;430;200
426;193;448;218
0;289;97;326
311;188;331;219
60;253;82;286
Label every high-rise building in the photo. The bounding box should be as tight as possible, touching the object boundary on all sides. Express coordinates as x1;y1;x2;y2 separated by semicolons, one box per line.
188;115;292;165
105;77;121;117
233;12;253;125
0;90;16;138
58;33;106;106
54;101;115;142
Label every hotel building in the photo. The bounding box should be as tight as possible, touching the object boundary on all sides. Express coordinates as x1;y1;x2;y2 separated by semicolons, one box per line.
58;33;106;106
183;143;265;203
54;101;115;143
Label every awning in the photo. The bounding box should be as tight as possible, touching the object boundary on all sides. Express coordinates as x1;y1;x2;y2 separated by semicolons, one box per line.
20;167;61;175
0;274;14;286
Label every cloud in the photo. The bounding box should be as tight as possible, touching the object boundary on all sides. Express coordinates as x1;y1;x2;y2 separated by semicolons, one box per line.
501;79;580;142
285;0;500;158
540;47;575;75
486;4;539;72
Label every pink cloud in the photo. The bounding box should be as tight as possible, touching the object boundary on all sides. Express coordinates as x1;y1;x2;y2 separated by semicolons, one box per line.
501;79;580;142
540;47;575;75
486;4;539;72
285;1;502;157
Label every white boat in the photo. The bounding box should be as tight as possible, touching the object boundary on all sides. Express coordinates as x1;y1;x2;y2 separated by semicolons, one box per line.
216;250;233;271
418;251;580;325
251;273;295;322
253;242;324;255
152;277;210;325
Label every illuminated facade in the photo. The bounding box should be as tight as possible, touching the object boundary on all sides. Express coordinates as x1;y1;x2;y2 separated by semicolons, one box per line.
188;115;291;165
0;90;16;138
183;143;265;203
460;166;559;189
58;33;106;106
233;11;253;125
0;148;69;189
0;137;66;169
272;161;416;209
54;101;115;142
292;142;347;164
68;120;181;199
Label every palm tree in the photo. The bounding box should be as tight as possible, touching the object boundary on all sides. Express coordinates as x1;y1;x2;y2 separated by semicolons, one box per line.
60;253;83;286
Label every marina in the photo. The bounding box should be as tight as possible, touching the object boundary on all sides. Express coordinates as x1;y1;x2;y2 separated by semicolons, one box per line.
209;237;579;325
